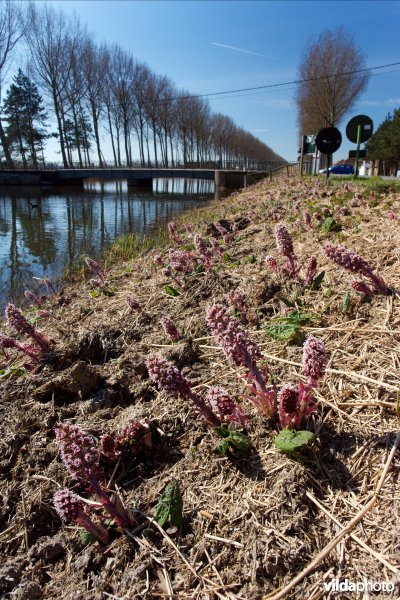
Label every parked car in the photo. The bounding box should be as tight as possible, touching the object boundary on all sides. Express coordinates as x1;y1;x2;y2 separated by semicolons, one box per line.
319;164;354;175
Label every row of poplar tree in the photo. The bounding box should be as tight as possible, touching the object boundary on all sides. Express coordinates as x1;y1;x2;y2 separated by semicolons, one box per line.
0;1;284;170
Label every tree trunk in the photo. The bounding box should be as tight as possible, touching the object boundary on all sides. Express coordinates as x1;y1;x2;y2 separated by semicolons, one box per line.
0;118;14;168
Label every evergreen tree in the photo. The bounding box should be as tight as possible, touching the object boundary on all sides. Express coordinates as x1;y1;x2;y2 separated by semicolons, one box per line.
2;69;48;166
366;109;400;175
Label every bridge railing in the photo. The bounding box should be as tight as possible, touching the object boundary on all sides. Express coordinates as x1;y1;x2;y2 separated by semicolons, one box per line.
0;160;290;172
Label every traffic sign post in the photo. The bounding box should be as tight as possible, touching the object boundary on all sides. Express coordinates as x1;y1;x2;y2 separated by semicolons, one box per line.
315;127;342;178
346;115;373;178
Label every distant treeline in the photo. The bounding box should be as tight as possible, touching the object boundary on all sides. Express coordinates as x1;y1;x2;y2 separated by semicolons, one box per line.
0;2;285;169
366;109;400;175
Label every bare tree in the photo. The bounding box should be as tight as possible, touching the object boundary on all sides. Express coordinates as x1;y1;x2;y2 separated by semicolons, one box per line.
296;27;369;136
26;3;80;167
0;0;25;167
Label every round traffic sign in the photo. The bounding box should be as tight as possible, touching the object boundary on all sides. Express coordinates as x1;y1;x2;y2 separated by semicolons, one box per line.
315;127;342;155
346;115;373;143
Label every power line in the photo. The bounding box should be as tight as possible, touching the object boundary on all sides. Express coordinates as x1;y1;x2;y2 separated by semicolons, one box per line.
171;60;400;103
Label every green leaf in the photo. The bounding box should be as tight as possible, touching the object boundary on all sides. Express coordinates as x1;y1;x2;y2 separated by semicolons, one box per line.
194;264;205;273
264;322;301;341
80;530;98;546
102;288;116;297
279;297;296;308
214;426;251;454
320;217;341;232
274;429;315;454
243;254;257;264
165;285;180;297
311;271;325;290
155;480;183;528
0;367;25;379
276;311;315;325
343;291;351;313
89;290;100;298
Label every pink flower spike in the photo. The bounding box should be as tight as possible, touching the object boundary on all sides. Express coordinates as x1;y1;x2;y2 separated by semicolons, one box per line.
5;303;51;354
265;256;280;275
206;387;248;425
274;223;297;276
210;237;223;261
127;295;146;315
160;316;181;341
304;256;317;287
302;335;327;386
24;290;42;306
351;280;373;297
194;234;212;271
146;355;220;425
153;254;165;267
54;422;103;482
323;243;389;295
53;489;110;545
226;289;250;321
168;222;181;244
85;256;106;287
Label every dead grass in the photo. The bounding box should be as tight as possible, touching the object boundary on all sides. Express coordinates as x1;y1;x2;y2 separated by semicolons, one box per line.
0;175;399;599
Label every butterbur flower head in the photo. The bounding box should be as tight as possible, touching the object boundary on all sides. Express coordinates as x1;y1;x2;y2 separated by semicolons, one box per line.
6;303;36;337
146;355;191;399
304;210;312;227
279;385;298;414
275;223;293;257
0;335;19;350
116;419;152;453
153;254;164;267
206;387;248;425
265;256;280;275
53;489;83;523
169;249;196;274
210;237;223;260
99;434;119;459
24;290;42;306
323;243;371;275
194;234;212;271
302;335;327;383
351;280;373;297
85;257;106;285
206;304;262;367
304;256;317;287
213;222;231;243
42;278;56;293
168;222;181;243
227;289;249;319
160;316;181;341
127;295;144;313
55;422;102;482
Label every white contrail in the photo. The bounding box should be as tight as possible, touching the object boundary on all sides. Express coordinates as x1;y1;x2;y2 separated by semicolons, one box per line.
211;42;278;60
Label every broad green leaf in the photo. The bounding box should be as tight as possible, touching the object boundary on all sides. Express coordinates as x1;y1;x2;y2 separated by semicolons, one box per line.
277;311;314;325
165;285;180;297
89;290;100;298
194;264;205;273
320;217;341;232
80;530;97;546
274;429;315;454
311;271;325;290
155;480;183;528
264;322;300;341
0;367;25;379
214;426;251;454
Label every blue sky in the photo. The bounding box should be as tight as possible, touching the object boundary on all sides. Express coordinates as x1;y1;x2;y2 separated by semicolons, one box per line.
38;1;400;162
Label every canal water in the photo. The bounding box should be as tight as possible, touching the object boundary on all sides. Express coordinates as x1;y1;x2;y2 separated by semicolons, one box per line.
0;178;215;313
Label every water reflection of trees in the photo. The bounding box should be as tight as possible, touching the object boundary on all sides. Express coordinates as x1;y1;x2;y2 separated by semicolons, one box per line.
0;179;214;310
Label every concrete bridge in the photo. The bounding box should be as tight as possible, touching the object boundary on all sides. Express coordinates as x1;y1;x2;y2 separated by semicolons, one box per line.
0;167;274;191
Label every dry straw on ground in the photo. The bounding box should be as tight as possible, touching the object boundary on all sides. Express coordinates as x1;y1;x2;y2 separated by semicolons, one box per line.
0;175;399;599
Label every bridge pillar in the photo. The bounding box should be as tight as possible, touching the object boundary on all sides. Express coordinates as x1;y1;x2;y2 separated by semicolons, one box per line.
127;177;153;190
